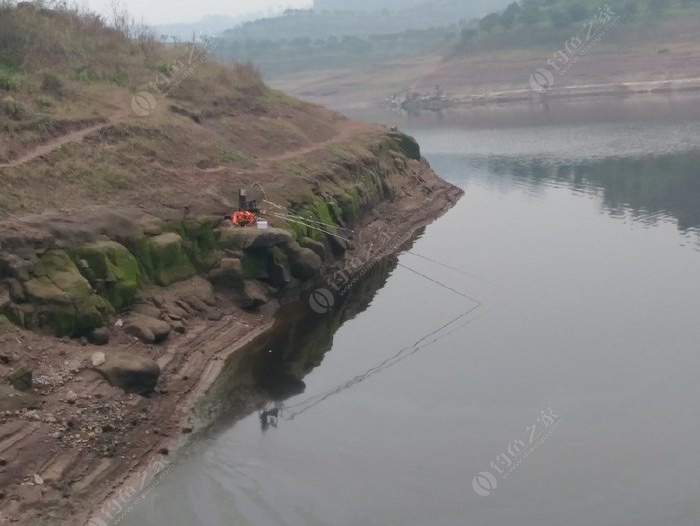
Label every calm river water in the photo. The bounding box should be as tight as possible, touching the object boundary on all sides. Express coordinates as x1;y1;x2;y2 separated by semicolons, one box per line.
120;96;700;526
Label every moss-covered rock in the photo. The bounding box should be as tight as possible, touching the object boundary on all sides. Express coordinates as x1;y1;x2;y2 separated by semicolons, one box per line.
8;367;32;391
170;216;222;271
241;250;270;280
336;188;361;224
147;233;196;286
78;241;141;311
283;243;322;280
390;132;421;160
208;258;244;288
300;237;327;261
22;251;110;336
268;246;292;288
218;227;293;250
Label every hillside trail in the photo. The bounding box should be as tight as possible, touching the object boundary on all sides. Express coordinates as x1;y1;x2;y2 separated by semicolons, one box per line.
264;119;375;164
0;93;132;170
0;100;375;171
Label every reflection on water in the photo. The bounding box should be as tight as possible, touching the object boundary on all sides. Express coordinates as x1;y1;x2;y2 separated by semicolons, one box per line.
193;256;401;436
433;150;700;237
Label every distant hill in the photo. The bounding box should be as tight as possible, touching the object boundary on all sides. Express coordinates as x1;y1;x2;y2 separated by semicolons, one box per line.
314;0;426;11
155;13;261;41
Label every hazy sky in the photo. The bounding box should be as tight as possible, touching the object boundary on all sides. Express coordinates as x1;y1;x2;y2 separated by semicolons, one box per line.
82;0;312;25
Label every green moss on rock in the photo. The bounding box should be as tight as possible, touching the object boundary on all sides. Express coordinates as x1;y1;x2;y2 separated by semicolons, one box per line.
147;233;196;286
390;132;421;160
78;241;141;311
169;217;222;271
336;188;361;224
23;250;110;337
241;250;270;280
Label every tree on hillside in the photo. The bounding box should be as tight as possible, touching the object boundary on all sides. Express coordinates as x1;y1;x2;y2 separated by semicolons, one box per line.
519;4;542;25
500;2;521;28
479;12;501;32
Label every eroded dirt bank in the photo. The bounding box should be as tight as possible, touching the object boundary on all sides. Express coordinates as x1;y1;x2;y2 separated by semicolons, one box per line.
0;129;462;525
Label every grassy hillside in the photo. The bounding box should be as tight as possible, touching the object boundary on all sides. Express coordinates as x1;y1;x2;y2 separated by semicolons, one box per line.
0;1;392;219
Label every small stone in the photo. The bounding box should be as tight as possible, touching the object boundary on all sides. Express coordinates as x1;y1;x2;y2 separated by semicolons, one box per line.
65;391;78;404
91;352;106;367
159;447;169;456
33;474;44;485
79;337;88;346
182;426;193;434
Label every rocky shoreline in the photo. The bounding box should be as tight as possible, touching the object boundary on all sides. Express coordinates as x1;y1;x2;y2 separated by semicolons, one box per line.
0;130;462;525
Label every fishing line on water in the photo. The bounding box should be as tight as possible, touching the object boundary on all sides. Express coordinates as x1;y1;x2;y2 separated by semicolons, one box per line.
283;257;485;416
396;262;483;306
283;304;484;418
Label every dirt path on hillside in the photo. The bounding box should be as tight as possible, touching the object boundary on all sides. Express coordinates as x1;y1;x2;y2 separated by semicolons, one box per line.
266;119;375;163
0;94;131;170
0;122;110;169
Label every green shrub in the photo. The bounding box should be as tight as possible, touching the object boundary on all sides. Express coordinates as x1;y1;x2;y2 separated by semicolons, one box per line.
41;73;64;96
0;70;21;91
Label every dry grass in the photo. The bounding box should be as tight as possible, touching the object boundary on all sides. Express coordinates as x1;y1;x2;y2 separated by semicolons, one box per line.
0;1;367;221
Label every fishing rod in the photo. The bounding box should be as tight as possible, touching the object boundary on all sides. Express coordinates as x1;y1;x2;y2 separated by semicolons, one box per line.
268;212;352;242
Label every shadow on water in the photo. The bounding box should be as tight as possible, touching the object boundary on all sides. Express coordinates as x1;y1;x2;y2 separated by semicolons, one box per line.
190;251;408;439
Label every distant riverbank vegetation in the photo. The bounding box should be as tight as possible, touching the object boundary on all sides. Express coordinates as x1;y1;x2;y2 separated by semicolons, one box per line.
211;1;511;77
452;0;700;56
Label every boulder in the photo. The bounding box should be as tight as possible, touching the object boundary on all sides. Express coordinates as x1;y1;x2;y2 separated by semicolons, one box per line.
21;251;110;337
146;233;196;286
124;314;171;344
241;250;270;280
268;247;292;288
169;276;217;307
208;258;243;287
231;280;269;308
284;243;322;280
217;227;292;250
78;241;141;310
8;367;32;391
88;327;110;346
327;235;348;256
95;351;160;395
132;302;162;319
300;237;327;261
5;279;25;303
